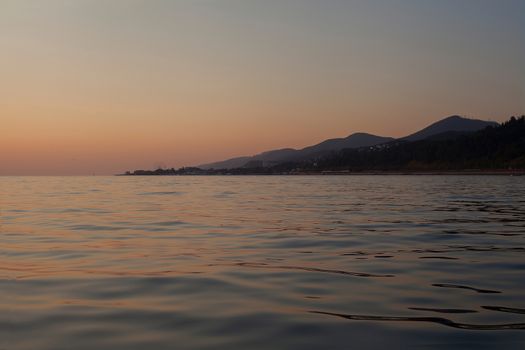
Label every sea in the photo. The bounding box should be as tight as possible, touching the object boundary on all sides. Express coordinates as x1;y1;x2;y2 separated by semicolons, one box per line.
2;175;525;349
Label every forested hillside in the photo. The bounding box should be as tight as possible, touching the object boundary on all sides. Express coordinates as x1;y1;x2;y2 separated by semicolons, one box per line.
308;116;525;171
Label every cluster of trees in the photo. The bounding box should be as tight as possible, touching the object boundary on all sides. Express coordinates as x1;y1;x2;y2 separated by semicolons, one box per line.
124;167;206;176
125;166;282;176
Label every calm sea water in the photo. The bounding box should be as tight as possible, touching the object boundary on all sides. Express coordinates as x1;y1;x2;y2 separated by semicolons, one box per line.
2;176;525;349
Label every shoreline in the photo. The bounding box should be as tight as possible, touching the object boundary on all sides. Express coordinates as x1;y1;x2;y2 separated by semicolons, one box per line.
118;170;525;176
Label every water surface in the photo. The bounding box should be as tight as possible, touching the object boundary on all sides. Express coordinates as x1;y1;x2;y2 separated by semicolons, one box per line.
2;176;525;349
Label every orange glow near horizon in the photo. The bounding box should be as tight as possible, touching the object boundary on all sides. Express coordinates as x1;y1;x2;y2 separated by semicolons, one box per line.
1;1;523;175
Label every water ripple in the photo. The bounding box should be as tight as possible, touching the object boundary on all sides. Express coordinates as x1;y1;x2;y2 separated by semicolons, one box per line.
233;262;394;278
482;306;525;315
432;283;502;294
310;311;525;330
2;175;525;349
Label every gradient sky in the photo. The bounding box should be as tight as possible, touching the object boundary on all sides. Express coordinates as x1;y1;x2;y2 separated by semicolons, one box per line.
1;0;524;175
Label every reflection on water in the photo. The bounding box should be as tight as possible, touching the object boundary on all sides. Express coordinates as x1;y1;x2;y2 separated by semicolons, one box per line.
1;175;525;349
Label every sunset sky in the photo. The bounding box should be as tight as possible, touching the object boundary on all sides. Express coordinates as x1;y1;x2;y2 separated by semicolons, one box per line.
2;0;524;175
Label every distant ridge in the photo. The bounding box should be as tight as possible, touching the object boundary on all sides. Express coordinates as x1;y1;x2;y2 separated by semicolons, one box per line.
198;115;499;169
199;133;393;169
402;115;498;141
199;156;252;170
298;133;393;155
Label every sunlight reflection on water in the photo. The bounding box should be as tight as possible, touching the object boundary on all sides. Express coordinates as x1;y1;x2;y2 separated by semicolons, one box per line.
1;175;525;349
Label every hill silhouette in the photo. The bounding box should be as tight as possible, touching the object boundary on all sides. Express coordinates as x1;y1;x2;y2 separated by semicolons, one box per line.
199;115;499;169
403;115;498;141
301;115;524;171
200;133;393;169
123;115;525;175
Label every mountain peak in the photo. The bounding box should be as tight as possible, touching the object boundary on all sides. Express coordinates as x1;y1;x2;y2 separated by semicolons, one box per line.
403;115;498;141
346;132;373;138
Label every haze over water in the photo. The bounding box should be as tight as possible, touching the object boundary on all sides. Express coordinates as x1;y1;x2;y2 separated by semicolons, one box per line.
2;175;525;349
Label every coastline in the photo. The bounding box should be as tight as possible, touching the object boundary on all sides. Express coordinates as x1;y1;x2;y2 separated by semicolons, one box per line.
118;169;525;176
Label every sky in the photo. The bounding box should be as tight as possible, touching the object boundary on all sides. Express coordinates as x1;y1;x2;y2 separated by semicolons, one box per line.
1;0;524;175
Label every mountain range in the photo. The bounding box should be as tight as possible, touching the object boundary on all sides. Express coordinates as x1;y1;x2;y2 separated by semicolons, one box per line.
199;115;498;169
